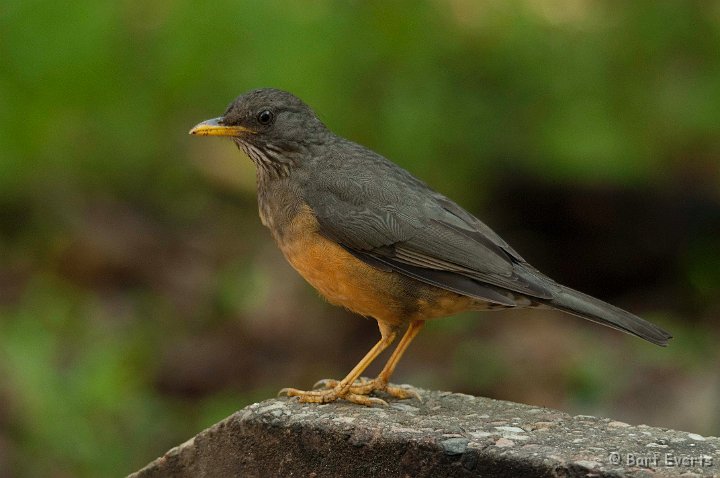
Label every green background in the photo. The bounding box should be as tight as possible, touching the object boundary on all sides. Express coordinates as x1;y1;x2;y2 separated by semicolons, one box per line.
1;1;719;476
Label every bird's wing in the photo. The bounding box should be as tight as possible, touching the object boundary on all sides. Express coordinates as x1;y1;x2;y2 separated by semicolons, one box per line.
306;156;556;304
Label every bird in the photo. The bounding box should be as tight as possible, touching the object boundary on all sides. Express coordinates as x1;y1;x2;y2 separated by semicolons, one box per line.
189;88;672;406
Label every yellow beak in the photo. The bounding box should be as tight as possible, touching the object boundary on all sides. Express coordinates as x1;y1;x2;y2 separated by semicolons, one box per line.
189;117;254;136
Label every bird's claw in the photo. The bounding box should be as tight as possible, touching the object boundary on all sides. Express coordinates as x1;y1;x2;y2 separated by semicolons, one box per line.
313;377;370;390
312;378;338;390
385;384;422;401
278;384;388;406
277;387;298;398
306;377;420;402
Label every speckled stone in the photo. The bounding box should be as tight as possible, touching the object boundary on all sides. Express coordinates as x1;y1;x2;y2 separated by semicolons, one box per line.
129;386;719;478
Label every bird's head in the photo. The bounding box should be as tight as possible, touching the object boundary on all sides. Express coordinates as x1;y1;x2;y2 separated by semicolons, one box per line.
190;88;328;176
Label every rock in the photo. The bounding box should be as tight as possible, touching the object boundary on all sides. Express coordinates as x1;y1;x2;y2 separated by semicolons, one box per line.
129;387;719;478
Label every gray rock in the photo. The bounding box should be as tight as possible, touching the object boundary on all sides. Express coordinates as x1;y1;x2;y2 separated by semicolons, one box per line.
129;387;719;478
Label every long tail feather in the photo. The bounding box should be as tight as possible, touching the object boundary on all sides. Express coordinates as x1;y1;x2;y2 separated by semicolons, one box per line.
548;286;672;346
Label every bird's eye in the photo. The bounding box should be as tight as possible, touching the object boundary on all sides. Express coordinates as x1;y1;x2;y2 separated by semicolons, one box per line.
257;110;274;125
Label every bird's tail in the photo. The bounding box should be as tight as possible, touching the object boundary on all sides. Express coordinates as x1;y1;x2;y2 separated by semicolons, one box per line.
546;285;672;346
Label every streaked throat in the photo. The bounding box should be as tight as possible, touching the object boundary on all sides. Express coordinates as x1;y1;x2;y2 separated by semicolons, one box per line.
234;139;295;179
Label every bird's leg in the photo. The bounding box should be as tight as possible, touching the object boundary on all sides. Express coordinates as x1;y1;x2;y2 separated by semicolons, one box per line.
315;320;425;400
279;325;398;406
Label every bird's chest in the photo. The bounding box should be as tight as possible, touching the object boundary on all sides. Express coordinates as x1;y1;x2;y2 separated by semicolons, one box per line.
258;190;477;325
265;201;409;324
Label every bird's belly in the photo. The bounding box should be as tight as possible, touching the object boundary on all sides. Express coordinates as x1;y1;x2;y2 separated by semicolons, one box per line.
273;205;477;325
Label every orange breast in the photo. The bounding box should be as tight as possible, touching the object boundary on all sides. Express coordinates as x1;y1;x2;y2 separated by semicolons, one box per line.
274;205;478;326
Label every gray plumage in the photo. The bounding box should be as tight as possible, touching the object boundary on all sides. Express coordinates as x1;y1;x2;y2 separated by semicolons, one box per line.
220;88;672;347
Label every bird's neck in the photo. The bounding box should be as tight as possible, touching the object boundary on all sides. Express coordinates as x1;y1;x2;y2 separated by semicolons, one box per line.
256;173;304;243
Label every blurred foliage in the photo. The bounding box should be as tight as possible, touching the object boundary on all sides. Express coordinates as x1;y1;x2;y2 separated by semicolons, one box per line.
1;0;719;476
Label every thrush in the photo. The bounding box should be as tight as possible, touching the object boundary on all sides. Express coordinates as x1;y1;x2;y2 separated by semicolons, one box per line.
190;88;672;406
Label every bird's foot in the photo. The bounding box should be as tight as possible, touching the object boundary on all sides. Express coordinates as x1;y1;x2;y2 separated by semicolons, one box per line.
278;382;388;406
313;377;420;401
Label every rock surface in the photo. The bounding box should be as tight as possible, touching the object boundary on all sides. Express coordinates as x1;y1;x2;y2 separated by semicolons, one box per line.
129;387;718;477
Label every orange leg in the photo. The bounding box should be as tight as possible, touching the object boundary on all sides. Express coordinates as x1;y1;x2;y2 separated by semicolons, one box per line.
279;324;398;406
315;320;425;401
